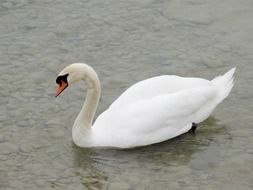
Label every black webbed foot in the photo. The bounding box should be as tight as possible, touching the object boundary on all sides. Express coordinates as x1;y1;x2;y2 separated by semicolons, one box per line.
189;122;197;133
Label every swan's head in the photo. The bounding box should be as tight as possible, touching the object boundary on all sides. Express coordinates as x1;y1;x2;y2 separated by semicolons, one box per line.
55;63;85;97
55;63;100;97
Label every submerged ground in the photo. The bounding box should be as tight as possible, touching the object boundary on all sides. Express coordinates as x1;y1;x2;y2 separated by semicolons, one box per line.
0;0;253;189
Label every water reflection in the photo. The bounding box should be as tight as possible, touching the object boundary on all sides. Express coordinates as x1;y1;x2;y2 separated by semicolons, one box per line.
72;146;109;190
72;117;229;189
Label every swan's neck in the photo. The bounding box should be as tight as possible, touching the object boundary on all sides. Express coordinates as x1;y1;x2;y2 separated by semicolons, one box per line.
73;66;101;135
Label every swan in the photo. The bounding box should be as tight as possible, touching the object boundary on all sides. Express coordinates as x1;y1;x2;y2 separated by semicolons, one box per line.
55;63;235;148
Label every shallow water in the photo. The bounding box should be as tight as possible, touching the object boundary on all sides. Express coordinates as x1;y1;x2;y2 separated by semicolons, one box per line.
1;0;253;189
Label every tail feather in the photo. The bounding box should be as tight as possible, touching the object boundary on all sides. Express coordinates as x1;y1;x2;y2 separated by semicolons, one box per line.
211;67;236;104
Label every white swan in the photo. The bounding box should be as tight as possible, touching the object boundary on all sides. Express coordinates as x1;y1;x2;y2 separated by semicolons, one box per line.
55;63;235;148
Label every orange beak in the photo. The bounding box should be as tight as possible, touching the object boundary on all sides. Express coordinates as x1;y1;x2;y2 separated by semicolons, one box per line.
55;81;68;97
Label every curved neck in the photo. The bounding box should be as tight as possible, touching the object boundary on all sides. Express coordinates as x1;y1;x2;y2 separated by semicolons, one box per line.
73;65;101;133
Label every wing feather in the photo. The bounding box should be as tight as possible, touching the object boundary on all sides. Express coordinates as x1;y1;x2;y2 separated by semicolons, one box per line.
94;86;217;140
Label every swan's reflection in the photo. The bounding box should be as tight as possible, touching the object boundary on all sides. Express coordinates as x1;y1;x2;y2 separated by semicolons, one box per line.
71;117;230;190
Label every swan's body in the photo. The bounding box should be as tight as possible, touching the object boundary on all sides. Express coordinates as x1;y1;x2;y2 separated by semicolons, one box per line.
55;63;235;148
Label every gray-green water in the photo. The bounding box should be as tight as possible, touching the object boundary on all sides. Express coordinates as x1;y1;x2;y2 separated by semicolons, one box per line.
1;0;253;189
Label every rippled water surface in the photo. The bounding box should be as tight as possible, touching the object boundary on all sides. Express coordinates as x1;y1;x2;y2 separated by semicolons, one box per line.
1;0;253;189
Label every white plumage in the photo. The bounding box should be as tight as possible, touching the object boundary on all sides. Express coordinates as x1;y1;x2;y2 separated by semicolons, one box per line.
55;64;235;148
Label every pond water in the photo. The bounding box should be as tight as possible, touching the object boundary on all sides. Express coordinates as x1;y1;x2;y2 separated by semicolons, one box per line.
0;0;253;189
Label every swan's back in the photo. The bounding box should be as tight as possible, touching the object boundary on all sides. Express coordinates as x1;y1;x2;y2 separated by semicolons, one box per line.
109;75;211;110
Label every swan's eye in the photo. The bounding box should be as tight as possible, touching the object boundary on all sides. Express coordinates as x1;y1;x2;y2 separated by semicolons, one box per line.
56;74;69;86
